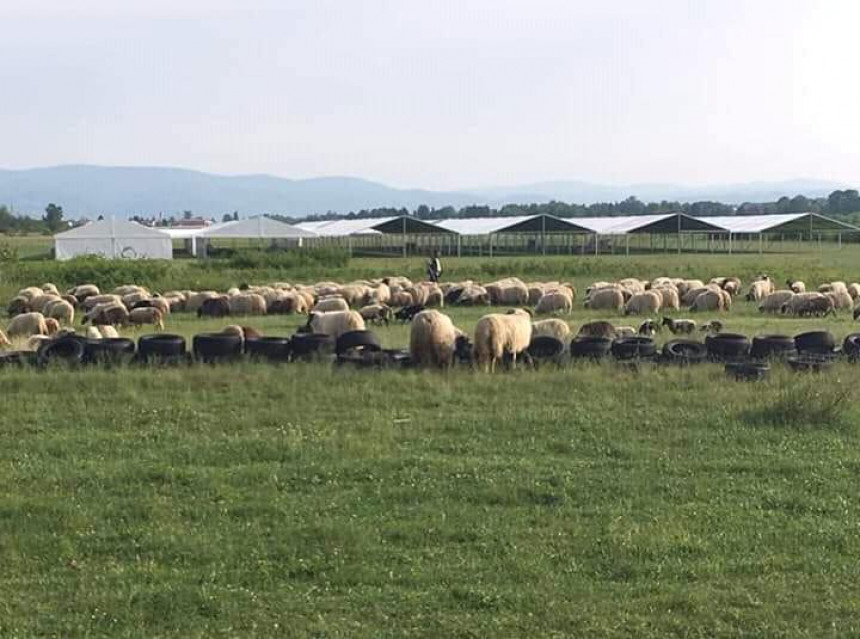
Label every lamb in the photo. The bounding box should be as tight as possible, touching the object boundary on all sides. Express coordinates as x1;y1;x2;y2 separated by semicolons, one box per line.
638;319;660;337
531;318;571;342
229;293;267;316
7;312;49;338
781;292;835;317
409;310;460;368
689;290;725;312
473;309;532;372
308;310;366;339
535;290;573;315
623;291;662;315
127;307;165;330
699;320;724;334
786;279;806;294
197;296;231;318
44;299;75;325
661;317;696;334
313;297;350;313
584;288;624;312
359;304;394;326
758;290;795;313
576;320;617;339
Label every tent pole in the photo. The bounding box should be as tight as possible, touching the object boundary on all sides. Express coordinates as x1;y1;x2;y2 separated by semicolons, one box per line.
489;234;493;258
728;232;732;255
626;234;629;256
759;233;763;254
457;235;461;258
838;232;842;249
595;233;599;256
541;216;546;256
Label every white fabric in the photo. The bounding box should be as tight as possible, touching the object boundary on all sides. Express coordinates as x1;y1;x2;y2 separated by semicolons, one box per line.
54;219;173;260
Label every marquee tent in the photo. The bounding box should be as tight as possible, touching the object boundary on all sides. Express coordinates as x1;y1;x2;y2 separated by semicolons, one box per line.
54;219;173;260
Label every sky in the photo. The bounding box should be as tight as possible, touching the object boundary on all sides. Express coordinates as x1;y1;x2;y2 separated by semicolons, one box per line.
1;0;858;190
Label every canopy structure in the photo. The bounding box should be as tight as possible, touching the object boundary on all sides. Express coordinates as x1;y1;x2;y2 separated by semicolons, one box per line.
433;214;590;235
573;213;726;234
200;216;318;239
54;219;173;260
295;216;452;237
701;213;860;234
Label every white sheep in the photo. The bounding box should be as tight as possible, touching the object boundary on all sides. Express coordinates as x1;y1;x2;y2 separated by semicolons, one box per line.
758;290;795;313
690;290;725;312
409;310;459;368
584;288;624;311
474;309;532;373
535;290;573;314
7;312;49;338
44;299;75;325
85;326;103;339
623;291;662;315
309;310;366;338
848;283;860;300
826;289;853;310
652;286;680;310
229;293;267;316
745;280;773;302
531;318;571;342
128;307;165;330
786;279;806;294
100;325;120;339
0;328;9;348
313;297;350;313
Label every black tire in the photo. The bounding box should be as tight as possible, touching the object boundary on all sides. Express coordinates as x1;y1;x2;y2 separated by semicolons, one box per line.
37;337;86;367
569;336;612;359
842;333;860;361
527;336;565;359
84;338;136;365
705;333;750;361
138;334;186;359
750;334;796;360
725;361;771;381
335;330;382;356
192;333;243;362
661;339;708;364
794;330;836;355
244;337;292;362
787;355;833;373
611;336;656;361
291;333;335;361
0;350;38;368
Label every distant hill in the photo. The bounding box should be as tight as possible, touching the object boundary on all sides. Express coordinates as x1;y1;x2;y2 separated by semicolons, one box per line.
0;165;848;218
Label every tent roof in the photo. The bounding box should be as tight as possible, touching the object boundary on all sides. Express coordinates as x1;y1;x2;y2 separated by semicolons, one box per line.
199;216;317;238
294;217;393;236
54;219;172;240
432;214;590;235
702;213;860;233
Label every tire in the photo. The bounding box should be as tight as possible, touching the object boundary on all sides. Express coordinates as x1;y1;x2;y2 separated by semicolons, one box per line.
705;333;750;361
611;336;656;361
794;330;836;355
244;337;292;362
291;333;335;361
0;350;38;368
750;334;796;360
38;336;86;367
335;330;382;356
527;336;565;359
788;355;833;373
84;338;136;365
138;334;186;360
843;333;860;361
569;336;612;360
661;339;708;364
725;361;771;381
192;333;243;362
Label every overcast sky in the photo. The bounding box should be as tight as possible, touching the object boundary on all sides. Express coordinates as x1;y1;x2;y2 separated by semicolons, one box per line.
1;0;857;190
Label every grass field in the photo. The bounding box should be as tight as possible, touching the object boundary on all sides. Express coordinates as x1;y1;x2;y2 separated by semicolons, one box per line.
3;251;860;635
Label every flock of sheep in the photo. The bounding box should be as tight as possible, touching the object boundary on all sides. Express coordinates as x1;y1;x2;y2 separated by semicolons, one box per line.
2;274;859;370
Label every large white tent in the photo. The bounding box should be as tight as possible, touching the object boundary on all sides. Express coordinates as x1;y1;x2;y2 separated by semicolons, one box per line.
54;219;173;260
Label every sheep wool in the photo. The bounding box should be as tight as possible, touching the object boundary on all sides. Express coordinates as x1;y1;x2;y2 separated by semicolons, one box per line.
409;310;459;368
309;310;366;339
474;309;532;372
531;318;571;342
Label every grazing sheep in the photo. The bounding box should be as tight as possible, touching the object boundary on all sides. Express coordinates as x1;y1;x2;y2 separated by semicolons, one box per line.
197;296;231;318
7;296;30;317
186;291;220;313
268;293;308;315
681;286;713;306
16;287;44;301
425;288;444;308
758;290;795;314
7;312;49;338
584;288;625;312
85;326;103;340
847;283;860;300
42;283;60;296
44;299;75;325
313;297;350;313
100;325;120;339
826;289;854;311
81;294;123;312
67;284;100;303
359;304;394;326
818;281;848;294
82;302;129;327
390;290;415;307
131;297;170;316
409;310;459;368
676;279;705;297
221;325;263;340
786;279;806;294
527;284;546;305
28;294;62;313
128;307;165;330
308;310;366;339
44;318;60;335
576;320;617;339
699;320;724;334
532;318;571;342
689;290;725;312
652;286;680;310
229;293;267;316
624;291;662;315
535;290;573;315
456;285;490;306
781;292;835;317
638;319;660;337
745;278;774;302
474;309;532;372
661;317;696;334
486;278;529;306
0;328;9;348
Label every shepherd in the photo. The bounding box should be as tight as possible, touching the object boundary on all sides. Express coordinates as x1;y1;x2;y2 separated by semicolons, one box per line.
426;250;442;283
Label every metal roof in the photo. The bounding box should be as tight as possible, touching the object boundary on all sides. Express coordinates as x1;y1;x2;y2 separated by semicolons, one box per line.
702;213;860;233
294;217;394;236
199;216;317;238
432;214;590;235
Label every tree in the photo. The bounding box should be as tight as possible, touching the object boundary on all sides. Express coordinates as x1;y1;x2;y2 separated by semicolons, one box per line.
222;213;233;223
232;211;239;221
183;210;193;220
43;203;64;232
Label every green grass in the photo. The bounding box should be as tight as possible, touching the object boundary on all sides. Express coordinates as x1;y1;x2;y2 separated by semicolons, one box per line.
3;251;860;635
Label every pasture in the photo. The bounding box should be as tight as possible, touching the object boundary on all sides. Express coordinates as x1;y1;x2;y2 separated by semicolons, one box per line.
2;250;860;635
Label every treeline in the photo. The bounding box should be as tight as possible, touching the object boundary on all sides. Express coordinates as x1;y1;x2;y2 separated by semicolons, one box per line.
0;204;65;234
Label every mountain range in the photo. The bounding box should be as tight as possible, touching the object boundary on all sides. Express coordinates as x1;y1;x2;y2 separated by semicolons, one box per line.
0;165;848;219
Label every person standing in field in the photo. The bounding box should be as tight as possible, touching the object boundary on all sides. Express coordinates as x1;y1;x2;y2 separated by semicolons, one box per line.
426;250;442;283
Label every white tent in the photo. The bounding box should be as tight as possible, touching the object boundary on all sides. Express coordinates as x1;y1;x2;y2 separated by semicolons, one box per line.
200;216;318;239
54;219;173;260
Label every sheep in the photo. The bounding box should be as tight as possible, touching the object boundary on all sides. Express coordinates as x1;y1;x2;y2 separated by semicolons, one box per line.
535;290;573;315
0;328;9;348
614;326;637;338
85;326;103;340
268;293;308;315
81;294;123;312
7;312;49;338
584;288;624;312
67;284;100;302
390;290;415;307
28;294;62;313
661;317;696;334
623;291;662;315
42;283;60;296
100;325;120;339
473;309;532;372
619;278;645;294
638;319;659;337
359;304;394;326
308;310;366;339
818;281;848;294
855;304;860;321
456;285;490;306
197;296;231;318
16;286;44;301
745;279;774;302
652;286;680;311
826;289;854;311
576;320;617;339
7;296;30;317
44;319;60;335
44;299;75;325
127;307;165;330
394;305;425;322
758;290;795;314
82;302;129;327
229;293;267;316
681;286;714;306
220;325;263;340
676;279;705;297
527;284;547;305
186;291;220;313
699;320;724;334
313;297;350;313
531;318;571;342
786;279;806;294
425;288;444;308
689;290;725;312
486;278;529;306
848;283;860;301
406;285;429;306
113;285;148;297
409;310;460;368
781;292;835;317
